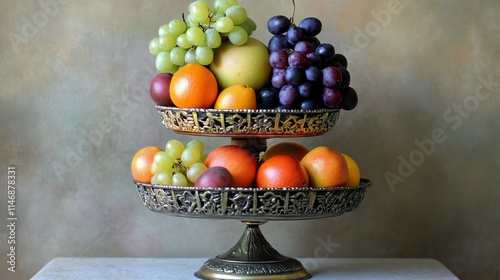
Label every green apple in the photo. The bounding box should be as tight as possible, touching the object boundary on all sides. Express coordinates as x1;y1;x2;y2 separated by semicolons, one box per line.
210;37;272;91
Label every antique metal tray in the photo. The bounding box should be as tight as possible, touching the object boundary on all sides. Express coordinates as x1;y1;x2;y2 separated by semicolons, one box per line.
136;180;371;279
156;106;341;138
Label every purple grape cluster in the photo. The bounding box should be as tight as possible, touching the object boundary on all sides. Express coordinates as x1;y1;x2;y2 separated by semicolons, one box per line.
257;15;358;111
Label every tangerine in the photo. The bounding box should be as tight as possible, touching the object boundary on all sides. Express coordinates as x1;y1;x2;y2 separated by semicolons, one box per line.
256;154;309;188
204;145;257;188
131;146;162;183
342;153;361;186
170;63;219;108
214;84;257;110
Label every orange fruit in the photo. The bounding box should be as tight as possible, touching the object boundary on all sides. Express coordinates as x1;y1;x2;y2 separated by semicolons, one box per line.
131;146;162;183
169;63;219;108
204;145;257;188
214;84;257;110
301;147;348;188
342;153;361;186
261;142;309;162
256;155;309;188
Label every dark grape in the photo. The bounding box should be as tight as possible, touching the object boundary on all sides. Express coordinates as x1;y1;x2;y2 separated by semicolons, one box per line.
322;87;343;108
322;67;342;88
332;54;348;69
316;43;336;63
298;82;314;98
267;15;291;35
304;36;321;50
338;67;351;89
285;66;306;86
257;87;279;109
298;17;322;37
272;69;287;89
300;98;318;110
286;25;304;45
269;50;289;69
279;85;300;109
306;52;322;68
288;51;307;67
294;41;314;54
341;87;358;110
268;35;291;52
305;66;322;83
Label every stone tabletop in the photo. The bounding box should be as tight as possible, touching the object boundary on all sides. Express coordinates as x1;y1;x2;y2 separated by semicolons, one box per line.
32;257;459;280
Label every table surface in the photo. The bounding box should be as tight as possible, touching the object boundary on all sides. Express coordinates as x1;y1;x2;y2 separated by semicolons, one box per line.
32;257;458;280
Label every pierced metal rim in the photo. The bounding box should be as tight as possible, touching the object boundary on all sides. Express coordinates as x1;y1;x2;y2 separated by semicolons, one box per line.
135;178;371;192
156;106;341;114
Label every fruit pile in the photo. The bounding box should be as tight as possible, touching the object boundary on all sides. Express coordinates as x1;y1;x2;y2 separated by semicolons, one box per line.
149;0;256;72
262;14;358;111
148;0;358;112
131;141;361;189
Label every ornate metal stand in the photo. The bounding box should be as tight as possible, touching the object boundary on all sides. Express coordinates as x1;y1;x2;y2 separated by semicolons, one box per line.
134;107;371;279
195;221;310;280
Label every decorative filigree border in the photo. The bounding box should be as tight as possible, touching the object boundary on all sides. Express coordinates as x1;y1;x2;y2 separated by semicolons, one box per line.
156;106;341;138
136;179;370;221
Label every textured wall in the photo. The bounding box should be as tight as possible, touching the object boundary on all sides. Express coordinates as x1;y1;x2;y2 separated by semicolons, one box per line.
1;0;499;279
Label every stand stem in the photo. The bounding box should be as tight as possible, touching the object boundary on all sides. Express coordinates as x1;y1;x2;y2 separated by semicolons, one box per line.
195;222;311;280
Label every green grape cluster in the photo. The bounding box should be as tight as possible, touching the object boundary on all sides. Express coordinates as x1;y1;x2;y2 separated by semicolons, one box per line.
151;139;208;186
149;0;257;73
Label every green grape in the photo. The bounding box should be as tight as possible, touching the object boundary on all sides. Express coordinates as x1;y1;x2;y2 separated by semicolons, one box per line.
237;22;252;36
243;17;257;32
177;34;193;49
181;147;202;167
172;173;188;186
225;5;247;25
167;65;179;74
159;24;170;37
186;26;206;46
170;47;188;66
166;140;185;160
209;12;223;24
149;37;162;56
214;17;234;33
168;19;187;37
156;51;174;73
155;171;173;185
189;0;210;22
187;162;207;183
186;14;199;27
200;153;208;163
196;46;214;65
151;151;174;174
228;26;248;45
205;28;222;49
186;140;204;155
185;48;198;64
214;0;238;14
159;33;177;51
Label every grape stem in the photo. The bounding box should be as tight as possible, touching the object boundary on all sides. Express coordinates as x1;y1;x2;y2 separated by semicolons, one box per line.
290;0;296;24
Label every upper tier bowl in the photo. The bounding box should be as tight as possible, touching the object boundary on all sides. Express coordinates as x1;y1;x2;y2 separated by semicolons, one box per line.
156;106;341;138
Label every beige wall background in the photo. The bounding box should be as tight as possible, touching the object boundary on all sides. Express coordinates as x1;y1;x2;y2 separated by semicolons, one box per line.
1;0;499;279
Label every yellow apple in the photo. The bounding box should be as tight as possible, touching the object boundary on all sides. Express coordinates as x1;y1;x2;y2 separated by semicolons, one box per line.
210;37;272;91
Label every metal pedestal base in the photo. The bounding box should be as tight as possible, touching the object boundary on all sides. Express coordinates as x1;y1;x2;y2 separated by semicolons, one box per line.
195;222;311;280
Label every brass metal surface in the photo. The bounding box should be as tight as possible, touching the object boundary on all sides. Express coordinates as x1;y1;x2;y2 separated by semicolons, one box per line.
156;107;341;138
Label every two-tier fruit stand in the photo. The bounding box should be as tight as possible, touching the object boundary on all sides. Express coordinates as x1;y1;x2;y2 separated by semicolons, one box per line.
135;106;371;279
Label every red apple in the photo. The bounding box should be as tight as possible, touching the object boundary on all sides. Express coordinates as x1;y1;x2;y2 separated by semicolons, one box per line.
150;73;174;106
